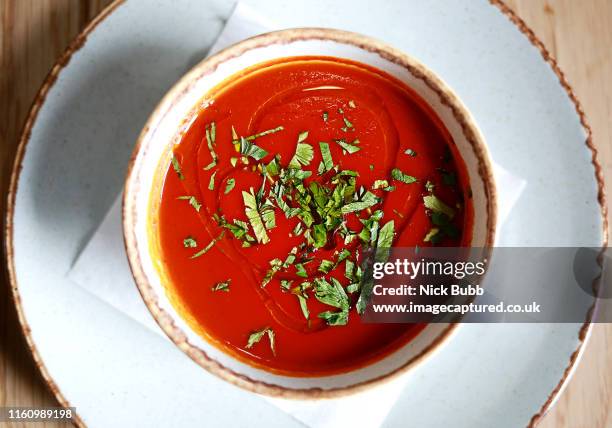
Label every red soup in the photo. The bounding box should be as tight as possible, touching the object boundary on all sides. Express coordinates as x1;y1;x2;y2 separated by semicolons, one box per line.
158;56;473;376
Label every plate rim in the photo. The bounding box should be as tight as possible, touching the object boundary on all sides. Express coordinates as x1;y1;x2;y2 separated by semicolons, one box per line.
2;0;607;427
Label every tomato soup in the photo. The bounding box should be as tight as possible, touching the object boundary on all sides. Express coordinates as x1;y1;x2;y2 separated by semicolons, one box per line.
157;56;472;376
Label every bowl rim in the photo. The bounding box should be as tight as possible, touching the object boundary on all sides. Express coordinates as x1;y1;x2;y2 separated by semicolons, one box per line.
122;27;498;399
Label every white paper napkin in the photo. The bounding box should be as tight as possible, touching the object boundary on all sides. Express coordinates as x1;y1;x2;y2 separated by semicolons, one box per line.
68;3;526;427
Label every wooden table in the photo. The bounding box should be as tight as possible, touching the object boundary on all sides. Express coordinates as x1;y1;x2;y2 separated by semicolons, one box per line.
0;1;610;427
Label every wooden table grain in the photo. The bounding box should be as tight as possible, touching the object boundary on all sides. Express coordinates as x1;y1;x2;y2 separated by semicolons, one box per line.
0;1;610;427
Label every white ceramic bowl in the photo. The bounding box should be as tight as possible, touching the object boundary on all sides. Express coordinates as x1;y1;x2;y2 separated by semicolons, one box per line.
123;28;497;398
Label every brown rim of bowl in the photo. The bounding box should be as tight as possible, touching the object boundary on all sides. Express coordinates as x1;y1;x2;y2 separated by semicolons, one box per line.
122;27;497;399
2;0;606;424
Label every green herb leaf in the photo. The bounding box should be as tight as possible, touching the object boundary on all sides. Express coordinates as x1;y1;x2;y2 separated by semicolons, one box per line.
424;227;442;243
183;236;197;248
208;170;217;191
190;231;225;259
295;263;308;278
335;139;360;154
423;194;456;219
404;148;417;157
312;224;327;248
319;142;333;172
322;111;329;122
289;142;314;168
203;160;217;170
224;178;236;194
391;168;417;184
297;294;309;320
240;137;268;161
343;117;354;129
377;220;395;248
205;122;217;164
372;179;389;190
246;327;275;355
246;126;284;141
177;195;202;212
261;258;282;287
318;259;335;273
211;279;231;292
242;190;270;244
318;310;348;326
341;191;379;214
314;277;349;311
171;155;184;180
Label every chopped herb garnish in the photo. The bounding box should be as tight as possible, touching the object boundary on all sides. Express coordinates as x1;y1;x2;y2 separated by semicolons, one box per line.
280;279;293;291
177;195;202;212
322;111;329;122
342;117;354;129
171;155;184;180
297;295;309;320
391;168;417;184
377;220;395;248
211;279;231;292
318;142;333;172
318;259;335;273
242;190;270;244
295;263;308;278
261;258;282;287
423;194;455;219
239;136;268;161
372;179;389;190
205;122;217;165
208;170;217;190
425;180;435;192
246;126;284;141
314;277;349;326
246;327;275;355
312;224;327;248
404;148;417;157
203;160;216;170
314;277;349;310
190;231;225;259
289;143;314;168
348;100;356;108
335;139;360;154
224;178;236;194
183;236;197;248
424;227;442;243
341;191;379;214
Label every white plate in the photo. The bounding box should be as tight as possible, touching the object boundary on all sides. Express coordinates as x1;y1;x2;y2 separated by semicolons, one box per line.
5;0;606;427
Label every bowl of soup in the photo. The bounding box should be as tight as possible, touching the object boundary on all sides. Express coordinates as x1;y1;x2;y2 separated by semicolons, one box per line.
123;28;497;398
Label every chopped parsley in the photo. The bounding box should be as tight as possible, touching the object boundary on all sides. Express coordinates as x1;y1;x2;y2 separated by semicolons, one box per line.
171;155;184;180
224;178;236;194
246;327;275;355
211;279;231;292
183;236;197;248
190;231;225;259
335;138;360;154
391;168;417;184
177;195;201;212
